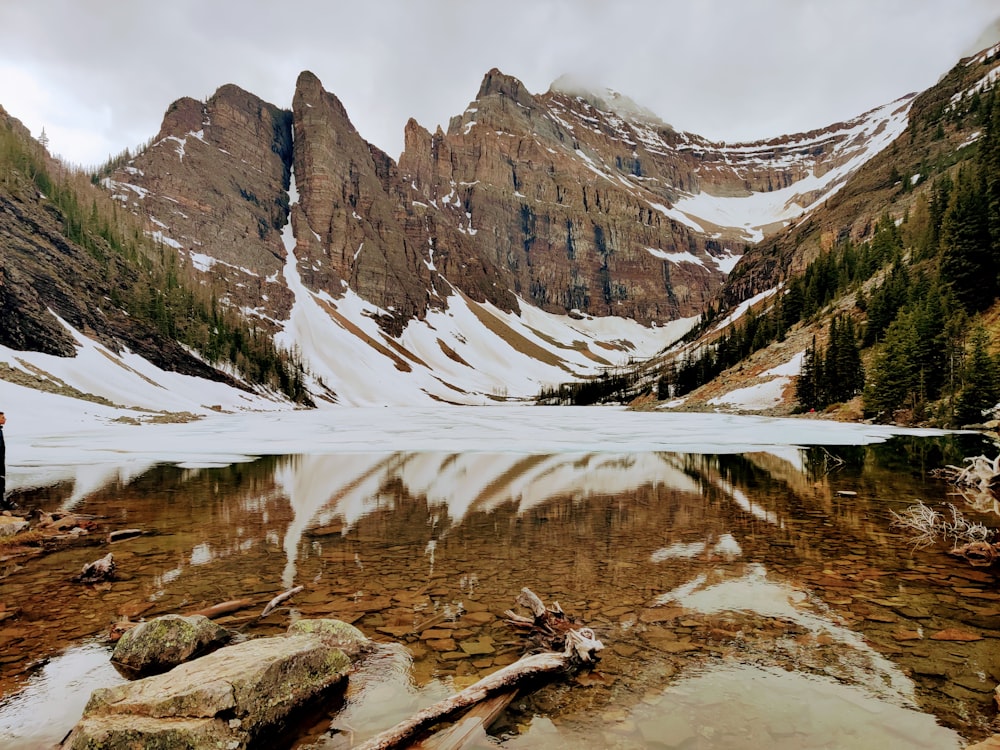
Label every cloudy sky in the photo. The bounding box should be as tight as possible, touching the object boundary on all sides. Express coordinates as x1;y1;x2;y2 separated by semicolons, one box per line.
1;1;998;167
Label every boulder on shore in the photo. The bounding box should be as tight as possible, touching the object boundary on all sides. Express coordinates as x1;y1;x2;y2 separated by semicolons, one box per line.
111;614;232;678
62;618;370;750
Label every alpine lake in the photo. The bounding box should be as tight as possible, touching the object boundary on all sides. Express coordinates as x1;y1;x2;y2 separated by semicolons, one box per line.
1;433;999;749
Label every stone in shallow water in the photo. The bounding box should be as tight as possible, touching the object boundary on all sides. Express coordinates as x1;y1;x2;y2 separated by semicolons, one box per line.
929;628;982;641
461;611;494;626
64;621;360;750
420;629;454;640
459;637;495;655
376;625;413;638
426;638;457;652
639;607;683;624
612;643;639;657
111;614;231;678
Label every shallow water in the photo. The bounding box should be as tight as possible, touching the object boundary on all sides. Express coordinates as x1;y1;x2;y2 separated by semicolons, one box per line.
1;435;998;748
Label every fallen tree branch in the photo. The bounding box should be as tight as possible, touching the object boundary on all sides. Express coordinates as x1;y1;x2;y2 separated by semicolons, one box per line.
356;589;603;750
260;585;304;618
355;646;596;750
413;690;518;750
186;598;254;619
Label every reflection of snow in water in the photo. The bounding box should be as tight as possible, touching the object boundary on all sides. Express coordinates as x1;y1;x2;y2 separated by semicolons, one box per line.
651;533;742;561
0;639;124;748
272;451;708;586
626;663;962;750
7;408;950;487
659;563;919;706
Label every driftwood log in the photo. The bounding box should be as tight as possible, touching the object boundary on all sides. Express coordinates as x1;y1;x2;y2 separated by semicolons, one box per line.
186;598;255;619
935;455;1000;492
260;585;304;618
413;691;518;750
933;455;1000;515
355;588;603;750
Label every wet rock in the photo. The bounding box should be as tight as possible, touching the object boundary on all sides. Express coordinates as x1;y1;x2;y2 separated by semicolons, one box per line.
639;607;683;624
492;651;520;666
0;516;29;536
459;637;495;655
63;619;361;750
426;638;457;652
891;605;932;619
376;625;414;638
420;628;454;640
612;643;640;657
112;614;232;678
864;612;896;623
951;673;996;694
461;611;494;626
929;628;982;642
287;618;371;655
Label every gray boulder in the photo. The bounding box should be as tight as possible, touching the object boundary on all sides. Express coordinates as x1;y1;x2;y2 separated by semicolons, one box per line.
63;618;370;750
112;614;232;677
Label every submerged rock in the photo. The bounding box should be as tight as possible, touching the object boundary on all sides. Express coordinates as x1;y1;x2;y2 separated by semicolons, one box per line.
111;614;232;678
63;618;369;750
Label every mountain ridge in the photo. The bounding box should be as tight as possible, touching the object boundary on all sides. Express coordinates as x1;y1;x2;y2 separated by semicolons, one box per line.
0;56;972;411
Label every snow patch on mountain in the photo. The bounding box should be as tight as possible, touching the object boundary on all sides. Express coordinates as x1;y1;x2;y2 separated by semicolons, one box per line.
0;313;281;422
671;98;912;242
273;167;696;406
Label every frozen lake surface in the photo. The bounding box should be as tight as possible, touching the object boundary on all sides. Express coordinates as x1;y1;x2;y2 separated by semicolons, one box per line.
6;406;951;491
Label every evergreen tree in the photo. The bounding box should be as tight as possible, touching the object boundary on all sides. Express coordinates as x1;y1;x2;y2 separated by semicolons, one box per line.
955;324;1000;425
826;315;864;403
864;311;923;420
939;166;996;311
796;336;823;410
979;90;1000;263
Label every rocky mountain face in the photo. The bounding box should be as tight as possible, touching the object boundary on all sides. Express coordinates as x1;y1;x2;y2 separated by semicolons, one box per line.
2;64;917;407
109;68;908;333
103;86;295;330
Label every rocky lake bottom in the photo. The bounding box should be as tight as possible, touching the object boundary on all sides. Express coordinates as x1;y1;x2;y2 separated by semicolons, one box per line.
1;434;998;748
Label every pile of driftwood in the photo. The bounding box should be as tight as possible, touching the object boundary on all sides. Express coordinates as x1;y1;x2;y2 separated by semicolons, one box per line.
895;454;1000;567
933;454;1000;507
355;588;604;750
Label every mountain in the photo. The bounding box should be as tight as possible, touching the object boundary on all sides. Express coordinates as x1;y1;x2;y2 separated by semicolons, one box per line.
13;65;905;410
601;40;1000;426
19;35;996;415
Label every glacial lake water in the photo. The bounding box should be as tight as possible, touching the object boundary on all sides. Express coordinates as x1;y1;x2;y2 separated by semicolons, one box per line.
1;424;998;748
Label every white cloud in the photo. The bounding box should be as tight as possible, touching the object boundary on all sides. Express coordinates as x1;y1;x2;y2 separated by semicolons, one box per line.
0;1;997;166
